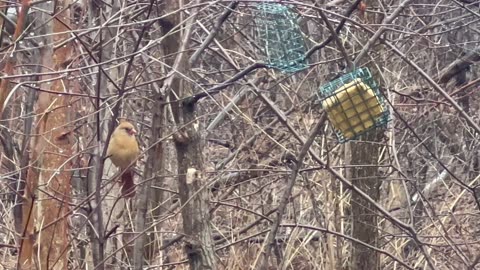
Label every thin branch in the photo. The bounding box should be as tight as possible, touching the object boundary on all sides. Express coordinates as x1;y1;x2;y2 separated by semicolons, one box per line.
304;0;363;60
189;1;239;66
353;0;413;66
313;3;353;70
185;62;266;105
383;40;480;136
256;113;327;270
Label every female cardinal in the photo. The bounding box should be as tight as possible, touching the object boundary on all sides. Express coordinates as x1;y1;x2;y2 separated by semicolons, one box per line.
107;120;140;197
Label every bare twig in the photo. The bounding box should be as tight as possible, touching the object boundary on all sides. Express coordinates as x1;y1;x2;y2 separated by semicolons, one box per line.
256;113;327;270
189;1;239;66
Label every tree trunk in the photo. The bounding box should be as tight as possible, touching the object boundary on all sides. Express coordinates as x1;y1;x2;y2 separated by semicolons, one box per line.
348;132;382;270
174;104;217;269
133;93;165;269
18;0;73;268
162;0;217;268
347;1;387;268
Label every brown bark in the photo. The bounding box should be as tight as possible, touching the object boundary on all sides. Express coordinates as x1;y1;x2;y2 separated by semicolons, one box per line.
0;0;30;117
133;94;165;269
174;112;217;270
162;0;217;269
348;133;382;270
18;0;73;269
347;0;388;268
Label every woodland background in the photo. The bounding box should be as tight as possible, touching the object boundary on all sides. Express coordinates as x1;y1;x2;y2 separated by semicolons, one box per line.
0;0;479;269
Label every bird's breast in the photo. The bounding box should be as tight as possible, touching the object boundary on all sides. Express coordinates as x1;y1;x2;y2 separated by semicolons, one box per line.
108;136;139;168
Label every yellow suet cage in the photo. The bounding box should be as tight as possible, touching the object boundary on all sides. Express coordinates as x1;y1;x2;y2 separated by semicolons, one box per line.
317;68;389;142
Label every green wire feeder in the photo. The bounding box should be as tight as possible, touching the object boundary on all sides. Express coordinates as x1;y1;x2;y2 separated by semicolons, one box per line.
254;3;308;73
317;68;390;143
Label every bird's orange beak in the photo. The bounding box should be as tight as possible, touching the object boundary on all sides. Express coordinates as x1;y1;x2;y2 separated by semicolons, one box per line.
129;128;137;136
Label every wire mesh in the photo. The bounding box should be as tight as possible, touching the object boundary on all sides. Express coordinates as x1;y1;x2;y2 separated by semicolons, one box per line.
254;3;308;73
317;68;390;142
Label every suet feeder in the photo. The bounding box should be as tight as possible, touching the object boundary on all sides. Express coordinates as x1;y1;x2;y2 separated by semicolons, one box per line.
317;68;389;142
254;3;308;73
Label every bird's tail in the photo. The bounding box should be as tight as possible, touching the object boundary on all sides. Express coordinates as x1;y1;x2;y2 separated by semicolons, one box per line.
121;170;136;198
